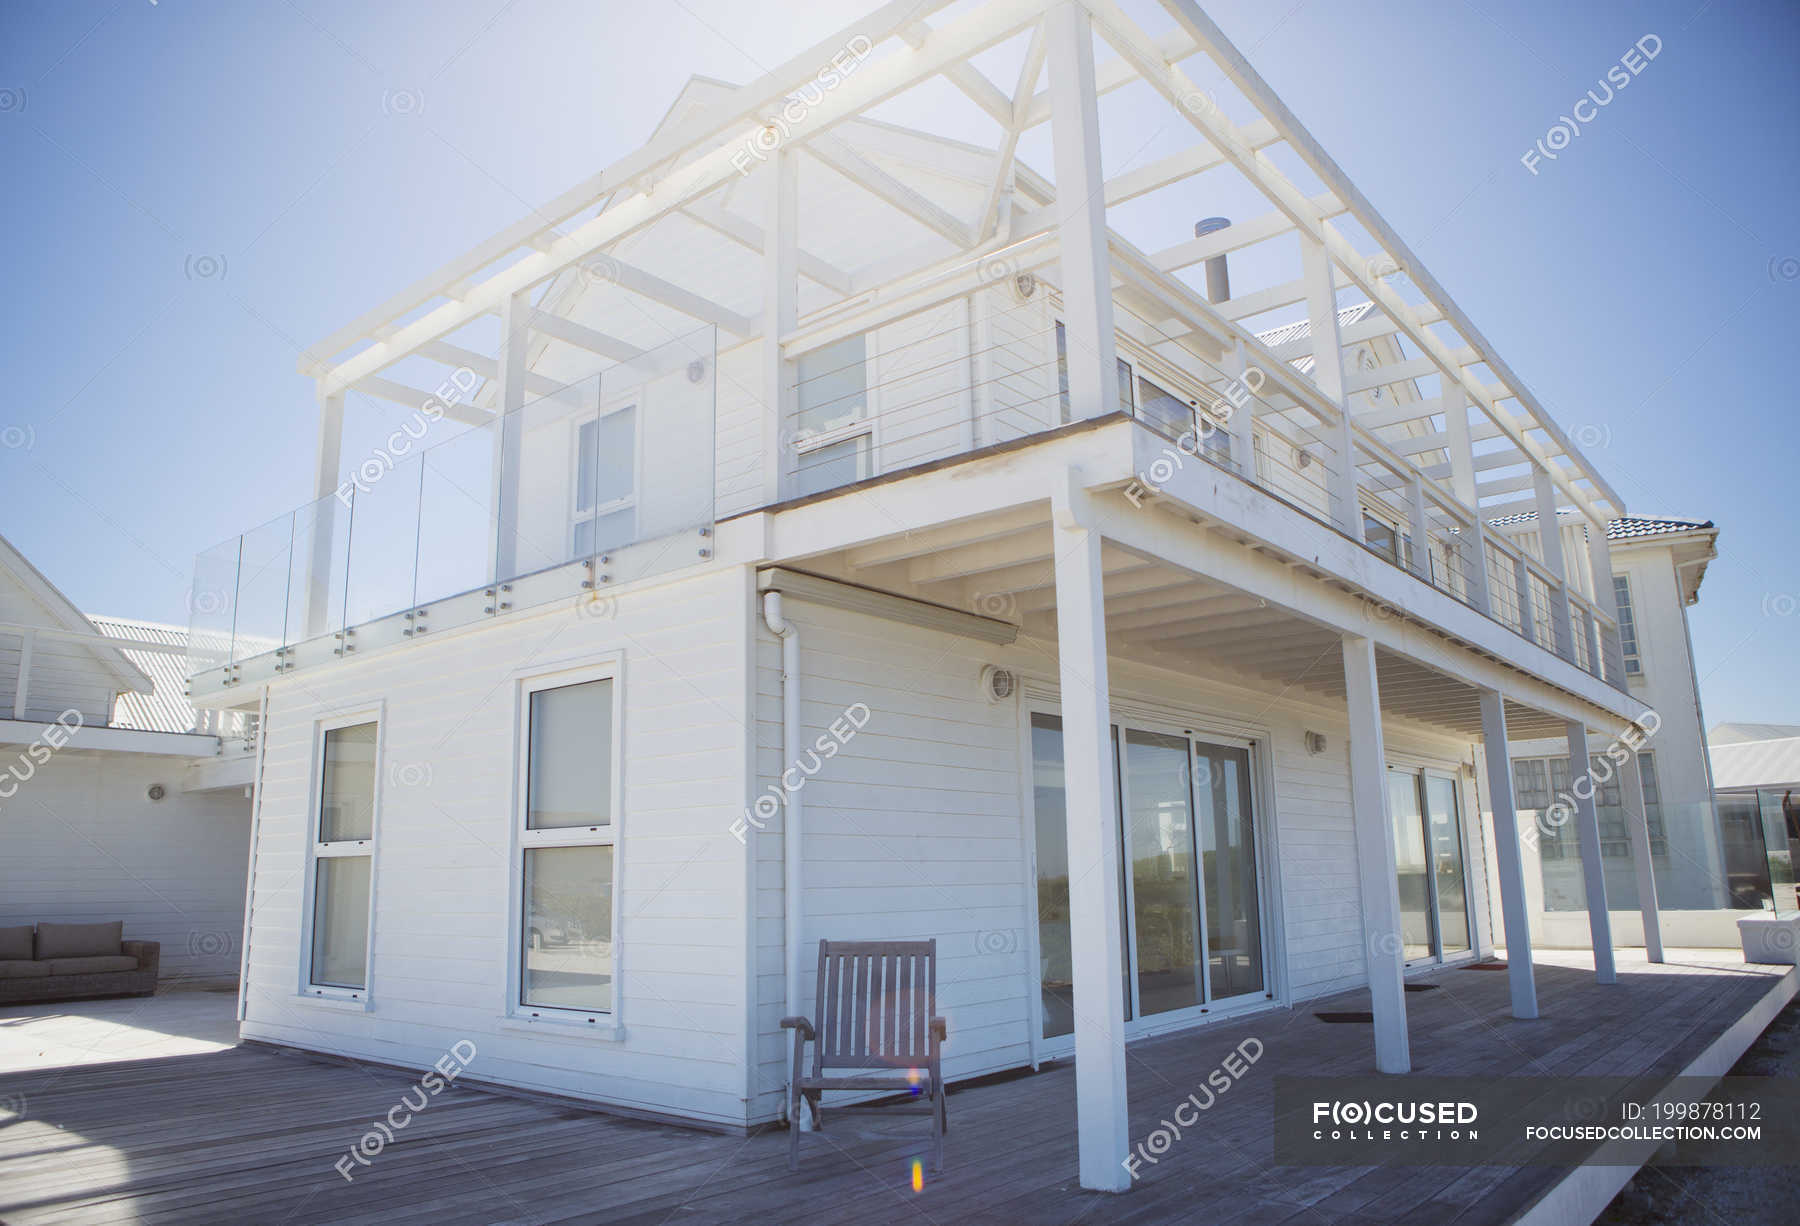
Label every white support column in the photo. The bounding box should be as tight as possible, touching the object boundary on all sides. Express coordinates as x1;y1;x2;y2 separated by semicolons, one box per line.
1514;555;1536;645
1046;1;1120;423
1478;690;1539;1018
1300;236;1359;538
492;289;531;583
306;387;345;638
1565;720;1618;984
1617;749;1665;963
1226;337;1257;472
1406;472;1431;579
1532;465;1575;658
1341;635;1409;1073
1049;474;1130;1192
1443;383;1490;612
763;149;798;503
1585;517;1623;682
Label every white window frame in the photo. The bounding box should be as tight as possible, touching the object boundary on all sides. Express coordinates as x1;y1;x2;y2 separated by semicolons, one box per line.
299;705;384;1007
793;332;878;491
504;654;626;1037
1612;572;1643;677
568;396;641;558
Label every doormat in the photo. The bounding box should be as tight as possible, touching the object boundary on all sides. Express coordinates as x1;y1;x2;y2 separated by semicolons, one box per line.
1462;961;1510;970
1403;983;1439;993
1314;1011;1373;1023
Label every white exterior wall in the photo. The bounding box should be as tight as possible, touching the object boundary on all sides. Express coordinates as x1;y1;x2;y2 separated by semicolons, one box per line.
747;597;1483;1124
239;565;755;1128
0;749;250;979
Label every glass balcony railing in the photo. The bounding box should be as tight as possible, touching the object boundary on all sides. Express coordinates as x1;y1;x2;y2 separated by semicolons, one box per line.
189;327;716;687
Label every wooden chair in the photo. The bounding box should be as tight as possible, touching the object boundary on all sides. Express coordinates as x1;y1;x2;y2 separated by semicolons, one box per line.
781;938;948;1172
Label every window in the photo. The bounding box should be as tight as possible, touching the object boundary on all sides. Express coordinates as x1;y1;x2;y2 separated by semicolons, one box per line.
1054;321;1134;423
573;404;637;556
1612;574;1641;675
1361;505;1414;569
793;334;873;495
1135;375;1231;467
517;673;619;1019
309;720;377;992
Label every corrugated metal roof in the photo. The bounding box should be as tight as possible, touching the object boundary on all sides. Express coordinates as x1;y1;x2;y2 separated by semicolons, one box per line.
1254;302;1380;376
1711;722;1800;746
89;616;196;734
1711;735;1800;790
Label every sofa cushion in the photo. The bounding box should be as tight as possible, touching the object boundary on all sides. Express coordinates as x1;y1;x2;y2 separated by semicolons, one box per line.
44;955;141;976
34;921;123;960
0;960;51;979
0;925;33;961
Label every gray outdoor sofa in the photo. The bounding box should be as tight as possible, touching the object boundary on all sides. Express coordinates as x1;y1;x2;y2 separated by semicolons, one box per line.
0;922;160;1003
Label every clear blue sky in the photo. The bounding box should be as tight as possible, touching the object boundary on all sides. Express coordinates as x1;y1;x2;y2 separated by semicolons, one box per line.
2;0;1795;723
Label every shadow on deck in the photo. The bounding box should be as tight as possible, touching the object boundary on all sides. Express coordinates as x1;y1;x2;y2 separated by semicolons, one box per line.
0;951;1790;1225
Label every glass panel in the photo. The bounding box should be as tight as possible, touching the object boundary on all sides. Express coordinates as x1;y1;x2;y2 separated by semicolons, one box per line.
497;376;600;583
187;535;240;676
1387;769;1435;960
1125;729;1202;1016
1759;789;1796;915
1423;775;1470;955
286;491;353;654
234;510;295;666
1029;714;1130;1039
319;722;377;842
342;452;422;629
414;413;500;610
572;405;638;556
1363;514;1399;564
311;855;371;989
521;845;614;1012
1717;792;1774;909
795;435;868;496
1135;375;1194;442
796;334;868;437
1196;741;1262;999
527;679;613;830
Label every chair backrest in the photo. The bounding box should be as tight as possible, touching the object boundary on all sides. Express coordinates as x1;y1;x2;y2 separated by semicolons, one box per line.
811;938;937;1073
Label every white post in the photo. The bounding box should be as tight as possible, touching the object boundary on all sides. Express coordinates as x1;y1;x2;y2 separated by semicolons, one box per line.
306;387;345;638
1443;383;1490;612
1226;337;1257;472
492;288;531;583
1341;635;1409;1073
1046;1;1119;423
764;148;798;503
1050;475;1130;1192
1532;465;1575;658
1565;720;1618;984
1617;749;1665;963
1301;236;1359;539
1478;689;1539;1018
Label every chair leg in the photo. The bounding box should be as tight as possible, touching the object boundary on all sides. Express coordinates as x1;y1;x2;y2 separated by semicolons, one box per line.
931;1088;945;1173
788;1083;802;1171
809;1092;823;1130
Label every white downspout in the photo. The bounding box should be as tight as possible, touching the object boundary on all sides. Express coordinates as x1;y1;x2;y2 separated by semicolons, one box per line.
762;590;807;1127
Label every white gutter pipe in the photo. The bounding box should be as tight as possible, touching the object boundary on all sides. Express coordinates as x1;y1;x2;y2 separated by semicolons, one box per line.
762;590;807;1126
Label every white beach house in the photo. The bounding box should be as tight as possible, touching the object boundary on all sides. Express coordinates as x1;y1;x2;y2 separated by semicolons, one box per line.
188;0;1679;1189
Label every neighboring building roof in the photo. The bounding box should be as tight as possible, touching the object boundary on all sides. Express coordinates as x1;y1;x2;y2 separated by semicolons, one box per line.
0;531;153;698
1481;510;1715;541
1711;734;1800;791
1711;722;1800;746
89;616;196;734
1255;302;1381;377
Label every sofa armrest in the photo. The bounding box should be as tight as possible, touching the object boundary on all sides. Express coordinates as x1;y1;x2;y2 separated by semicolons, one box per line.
121;940;161;978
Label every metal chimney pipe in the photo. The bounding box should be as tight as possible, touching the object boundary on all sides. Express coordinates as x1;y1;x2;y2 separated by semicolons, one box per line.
1195;216;1232;304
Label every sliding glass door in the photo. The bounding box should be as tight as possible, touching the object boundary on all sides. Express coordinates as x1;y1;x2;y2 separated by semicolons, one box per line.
1386;767;1473;964
1030;712;1268;1041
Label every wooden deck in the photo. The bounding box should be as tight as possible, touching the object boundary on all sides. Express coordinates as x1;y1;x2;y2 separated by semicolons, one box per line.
0;951;1790;1225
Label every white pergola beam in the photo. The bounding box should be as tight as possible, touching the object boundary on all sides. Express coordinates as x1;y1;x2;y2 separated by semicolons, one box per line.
526;309;644;362
349;374;493;427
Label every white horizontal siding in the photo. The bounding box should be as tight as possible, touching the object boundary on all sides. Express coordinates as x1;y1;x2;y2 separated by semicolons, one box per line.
0;750;250;979
240;566;753;1128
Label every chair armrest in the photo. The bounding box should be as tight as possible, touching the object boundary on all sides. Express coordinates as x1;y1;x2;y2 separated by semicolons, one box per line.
121;940;161;978
780;1016;815;1039
930;1017;947;1042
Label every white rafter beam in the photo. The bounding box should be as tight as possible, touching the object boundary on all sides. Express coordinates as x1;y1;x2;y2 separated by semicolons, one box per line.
526;309;644;362
809;133;977;249
349;375;493;426
679;198;854;295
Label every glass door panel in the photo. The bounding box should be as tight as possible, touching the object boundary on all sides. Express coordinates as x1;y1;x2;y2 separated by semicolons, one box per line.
1196;741;1263;1000
1123;729;1203;1016
1386;769;1436;961
1030;714;1131;1039
1424;774;1471;954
